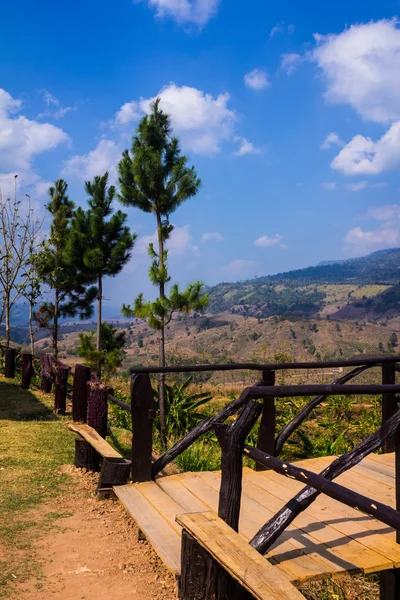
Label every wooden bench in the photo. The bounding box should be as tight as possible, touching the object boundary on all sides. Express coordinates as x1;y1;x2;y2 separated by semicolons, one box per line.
68;423;131;491
177;511;305;600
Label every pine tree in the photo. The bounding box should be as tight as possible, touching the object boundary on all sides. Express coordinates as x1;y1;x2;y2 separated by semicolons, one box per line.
77;322;126;377
118;99;208;446
35;180;96;358
68;172;136;373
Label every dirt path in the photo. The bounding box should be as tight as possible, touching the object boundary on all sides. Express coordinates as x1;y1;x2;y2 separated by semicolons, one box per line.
15;466;178;600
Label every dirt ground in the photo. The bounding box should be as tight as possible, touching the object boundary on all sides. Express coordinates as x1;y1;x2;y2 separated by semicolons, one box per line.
14;466;178;600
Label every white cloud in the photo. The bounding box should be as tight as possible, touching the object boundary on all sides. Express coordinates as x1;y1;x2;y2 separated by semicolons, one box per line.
320;132;343;150
62;138;121;181
345;181;368;192
202;231;223;242
233;137;262;157
281;53;302;75
331;121;400;175
344;226;400;255
321;182;336;190
344;202;400;255
270;22;284;37
244;68;270;91
0;88;69;186
145;0;219;26
33;180;52;198
114;101;141;126
367;204;400;221
254;234;286;248
226;259;258;277
312;19;400;123
139;84;237;155
40;89;59;107
139;225;197;256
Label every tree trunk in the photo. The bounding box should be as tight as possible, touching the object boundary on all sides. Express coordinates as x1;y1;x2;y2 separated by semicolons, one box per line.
29;302;35;355
53;291;59;360
5;291;10;347
96;273;102;376
157;211;167;449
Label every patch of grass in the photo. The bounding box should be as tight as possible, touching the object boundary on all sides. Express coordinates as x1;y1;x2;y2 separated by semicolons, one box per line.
0;378;76;598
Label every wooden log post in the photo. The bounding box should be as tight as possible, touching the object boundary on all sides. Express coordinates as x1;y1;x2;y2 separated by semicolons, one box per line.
85;380;109;472
382;361;397;454
131;373;155;483
213;400;263;532
40;354;54;393
72;364;91;422
4;348;16;379
255;369;276;471
179;529;254;600
380;568;400;600
87;380;108;437
54;364;71;415
21;353;34;389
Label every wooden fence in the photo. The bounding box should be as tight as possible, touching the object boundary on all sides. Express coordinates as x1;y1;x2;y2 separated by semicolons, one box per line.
3;346;400;599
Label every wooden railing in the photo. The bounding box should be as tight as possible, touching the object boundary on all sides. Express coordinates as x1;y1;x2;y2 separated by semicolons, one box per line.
4;347;400;599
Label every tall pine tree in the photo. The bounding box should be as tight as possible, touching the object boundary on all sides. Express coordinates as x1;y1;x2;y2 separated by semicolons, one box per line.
68;172;136;373
35;180;96;358
118;99;208;446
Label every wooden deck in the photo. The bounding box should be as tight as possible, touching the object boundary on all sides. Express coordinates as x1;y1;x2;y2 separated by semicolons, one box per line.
115;452;400;585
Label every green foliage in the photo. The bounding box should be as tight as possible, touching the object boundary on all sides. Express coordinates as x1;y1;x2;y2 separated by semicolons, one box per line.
77;322;126;377
68;172;136;285
34;180;97;355
153;375;212;439
175;439;221;472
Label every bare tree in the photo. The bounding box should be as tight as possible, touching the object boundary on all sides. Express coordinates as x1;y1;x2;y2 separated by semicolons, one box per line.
20;244;43;354
0;178;42;346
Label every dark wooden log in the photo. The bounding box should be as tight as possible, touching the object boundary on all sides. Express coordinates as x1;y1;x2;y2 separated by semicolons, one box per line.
4;348;16;378
179;529;254;600
40;354;54;393
54;364;70;415
72;364;91;422
152;384;264;478
131;373;154;482
249;403;400;555
380;569;400;600
382;361;397;453
213;400;263;531
130;354;400;374
98;458;131;489
275;365;370;455
73;437;100;472
21;353;34;389
255;369;275;471
244;445;400;533
87;380;108;438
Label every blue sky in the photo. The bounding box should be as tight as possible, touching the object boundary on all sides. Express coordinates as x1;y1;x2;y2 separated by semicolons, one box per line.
1;0;400;306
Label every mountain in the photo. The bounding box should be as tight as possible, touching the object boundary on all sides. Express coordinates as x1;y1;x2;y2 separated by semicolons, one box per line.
207;248;400;319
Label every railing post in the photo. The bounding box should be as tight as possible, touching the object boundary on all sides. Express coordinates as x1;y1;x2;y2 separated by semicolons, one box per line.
4;348;16;379
21;353;34;389
87;380;108;438
382;361;397;454
72;364;91;422
255;369;276;471
54;364;70;415
40;354;53;393
213;400;263;531
131;373;154;483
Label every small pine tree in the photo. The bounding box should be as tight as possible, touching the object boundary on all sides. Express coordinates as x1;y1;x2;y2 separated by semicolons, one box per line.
34;180;96;358
68;172;136;373
77;322;126;377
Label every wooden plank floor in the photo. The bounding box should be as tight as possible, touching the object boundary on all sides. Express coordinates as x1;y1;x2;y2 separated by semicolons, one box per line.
115;453;400;584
